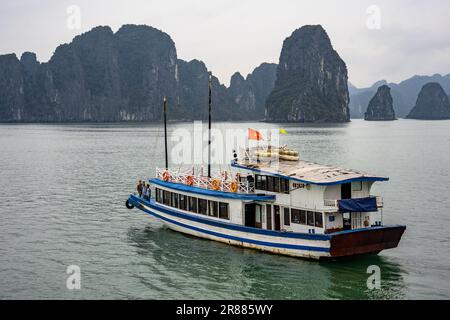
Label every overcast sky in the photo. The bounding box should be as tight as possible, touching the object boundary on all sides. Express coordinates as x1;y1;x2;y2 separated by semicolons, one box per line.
1;0;449;87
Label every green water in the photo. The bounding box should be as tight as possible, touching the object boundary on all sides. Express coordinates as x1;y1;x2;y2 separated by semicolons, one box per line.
0;119;449;299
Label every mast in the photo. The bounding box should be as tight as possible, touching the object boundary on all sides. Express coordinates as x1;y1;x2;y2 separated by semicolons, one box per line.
163;96;168;170
208;73;212;178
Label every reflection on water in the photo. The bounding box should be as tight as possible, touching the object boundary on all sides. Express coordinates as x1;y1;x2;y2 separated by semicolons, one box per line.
127;223;406;300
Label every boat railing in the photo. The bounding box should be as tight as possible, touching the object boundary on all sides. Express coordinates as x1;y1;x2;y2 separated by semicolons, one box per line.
323;196;384;209
155;168;255;194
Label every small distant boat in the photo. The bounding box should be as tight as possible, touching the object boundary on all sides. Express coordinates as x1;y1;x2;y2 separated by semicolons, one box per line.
126;78;405;260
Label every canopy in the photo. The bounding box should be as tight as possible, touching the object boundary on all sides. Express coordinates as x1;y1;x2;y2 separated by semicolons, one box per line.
338;197;378;213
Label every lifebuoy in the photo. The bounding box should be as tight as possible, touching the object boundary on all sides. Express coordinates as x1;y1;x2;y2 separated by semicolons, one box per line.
211;178;221;191
163;170;170;182
230;181;238;193
186;175;194;186
125;200;134;209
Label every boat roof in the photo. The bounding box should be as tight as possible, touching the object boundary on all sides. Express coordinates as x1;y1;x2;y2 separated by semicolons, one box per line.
231;159;389;186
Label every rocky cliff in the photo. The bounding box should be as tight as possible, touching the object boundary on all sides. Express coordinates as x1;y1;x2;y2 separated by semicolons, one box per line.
364;85;396;121
228;63;277;119
0;54;25;121
406;82;450;119
0;24;339;122
0;25;251;122
0;25;183;122
350;74;450;118
265;25;350;122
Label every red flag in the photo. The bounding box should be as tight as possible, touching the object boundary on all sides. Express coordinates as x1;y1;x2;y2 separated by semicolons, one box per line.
248;128;263;141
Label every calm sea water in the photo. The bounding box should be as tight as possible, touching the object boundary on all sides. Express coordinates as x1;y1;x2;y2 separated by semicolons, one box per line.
0;119;449;299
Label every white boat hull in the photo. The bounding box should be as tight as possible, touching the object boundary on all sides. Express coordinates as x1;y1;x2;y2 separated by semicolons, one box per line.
127;195;405;260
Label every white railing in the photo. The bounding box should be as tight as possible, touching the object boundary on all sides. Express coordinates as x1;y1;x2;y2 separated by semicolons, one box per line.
324;199;339;208
323;196;383;209
155;168;255;194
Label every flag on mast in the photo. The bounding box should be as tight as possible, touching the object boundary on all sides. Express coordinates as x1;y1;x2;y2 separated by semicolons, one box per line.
248;128;263;141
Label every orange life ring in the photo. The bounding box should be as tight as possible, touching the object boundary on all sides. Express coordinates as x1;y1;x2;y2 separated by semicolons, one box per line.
230;180;238;193
211;178;221;191
186;175;194;186
162;170;170;182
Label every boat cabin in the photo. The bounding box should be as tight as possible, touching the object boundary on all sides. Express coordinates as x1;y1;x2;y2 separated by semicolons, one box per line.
149;153;386;236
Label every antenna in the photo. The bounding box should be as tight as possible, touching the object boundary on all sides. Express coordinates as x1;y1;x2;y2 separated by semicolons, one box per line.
208;73;212;178
163;96;168;170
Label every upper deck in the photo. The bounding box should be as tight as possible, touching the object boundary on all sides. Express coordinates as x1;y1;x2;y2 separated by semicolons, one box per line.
232;151;389;186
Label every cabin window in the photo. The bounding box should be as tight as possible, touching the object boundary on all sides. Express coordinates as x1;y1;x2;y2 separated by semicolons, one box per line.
171;193;179;208
179;194;187;210
219;202;229;220
260;175;267;190
283;207;290;226
255;204;263;229
266;205;272;230
315;212;323;228
307;211;315;226
255;174;268;190
255;175;262;190
273;177;280;192
163;190;171;206
291;209;300;224
208;201;218;217
155;188;161;203
280;178;290;194
266;176;274;192
198;198;208;215
352;181;362;191
255;174;289;194
299;210;307;224
188;196;198;213
161;189;166;204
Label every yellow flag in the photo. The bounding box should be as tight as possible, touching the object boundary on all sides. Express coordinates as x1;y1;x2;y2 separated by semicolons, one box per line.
279;128;287;135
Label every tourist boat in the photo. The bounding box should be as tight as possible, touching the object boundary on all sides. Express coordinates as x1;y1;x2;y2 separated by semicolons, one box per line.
125;81;406;260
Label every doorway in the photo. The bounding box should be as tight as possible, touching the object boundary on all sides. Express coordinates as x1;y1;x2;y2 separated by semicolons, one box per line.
343;212;352;230
245;204;263;229
274;205;281;231
341;183;352;199
245;204;256;227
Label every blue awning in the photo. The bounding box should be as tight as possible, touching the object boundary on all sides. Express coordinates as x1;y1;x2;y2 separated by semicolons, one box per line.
338;197;378;213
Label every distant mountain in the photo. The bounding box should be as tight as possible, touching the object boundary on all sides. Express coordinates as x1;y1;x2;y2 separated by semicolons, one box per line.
228;63;277;120
364;85;396;121
350;74;450;118
0;24;276;122
265;25;349;122
406;82;450;120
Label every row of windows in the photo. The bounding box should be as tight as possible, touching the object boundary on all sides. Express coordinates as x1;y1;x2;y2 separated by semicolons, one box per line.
255;174;290;194
155;188;230;220
285;208;323;228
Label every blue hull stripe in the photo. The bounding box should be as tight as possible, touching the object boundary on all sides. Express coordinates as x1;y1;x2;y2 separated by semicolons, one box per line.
129;195;330;241
129;197;330;253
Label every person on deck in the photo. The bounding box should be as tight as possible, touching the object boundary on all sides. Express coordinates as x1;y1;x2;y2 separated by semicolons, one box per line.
142;183;147;200
137;180;143;197
146;183;151;200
